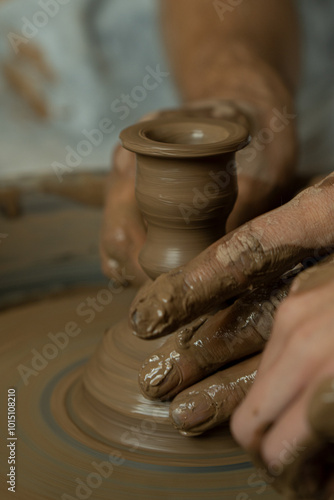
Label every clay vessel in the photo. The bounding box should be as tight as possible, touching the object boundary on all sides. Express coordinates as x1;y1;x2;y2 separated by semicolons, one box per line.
120;117;249;279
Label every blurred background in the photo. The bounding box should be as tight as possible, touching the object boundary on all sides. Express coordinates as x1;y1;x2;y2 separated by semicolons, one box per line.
1;0;334;309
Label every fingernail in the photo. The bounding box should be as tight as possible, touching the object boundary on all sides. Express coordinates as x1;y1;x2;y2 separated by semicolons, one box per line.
130;302;168;338
170;393;215;433
130;307;154;336
139;352;182;399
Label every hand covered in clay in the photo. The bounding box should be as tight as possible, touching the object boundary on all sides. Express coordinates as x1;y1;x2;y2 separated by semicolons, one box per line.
131;173;334;436
139;277;291;435
231;255;334;500
130;173;334;338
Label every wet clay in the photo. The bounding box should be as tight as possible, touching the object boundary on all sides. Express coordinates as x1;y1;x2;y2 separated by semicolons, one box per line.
54;115;283;498
69;280;291;449
0;288;281;499
120;117;249;279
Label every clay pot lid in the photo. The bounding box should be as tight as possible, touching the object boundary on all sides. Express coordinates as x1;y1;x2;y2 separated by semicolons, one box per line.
120;117;249;158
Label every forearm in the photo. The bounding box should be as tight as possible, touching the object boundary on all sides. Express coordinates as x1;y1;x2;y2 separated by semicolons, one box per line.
161;0;300;107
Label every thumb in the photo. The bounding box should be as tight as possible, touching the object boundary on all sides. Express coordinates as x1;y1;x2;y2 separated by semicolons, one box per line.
130;175;334;338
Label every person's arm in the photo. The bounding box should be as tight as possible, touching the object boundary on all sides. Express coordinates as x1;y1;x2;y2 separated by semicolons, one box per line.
161;0;299;104
161;0;300;229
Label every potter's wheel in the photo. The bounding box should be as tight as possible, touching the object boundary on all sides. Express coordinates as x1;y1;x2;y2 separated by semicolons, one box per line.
0;287;281;499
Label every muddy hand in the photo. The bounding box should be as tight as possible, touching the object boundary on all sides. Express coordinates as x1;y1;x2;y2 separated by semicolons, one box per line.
139;277;291;435
169;355;260;436
139;277;290;402
231;254;334;499
130;173;334;339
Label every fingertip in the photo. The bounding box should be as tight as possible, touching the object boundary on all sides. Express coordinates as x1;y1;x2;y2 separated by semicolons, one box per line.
139;352;182;400
129;297;166;339
169;392;216;435
130;306;157;338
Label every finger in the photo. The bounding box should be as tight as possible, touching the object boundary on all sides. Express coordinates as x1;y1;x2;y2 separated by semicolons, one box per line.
101;145;147;283
100;203;147;285
100;240;147;286
100;203;146;262
169;354;260;436
130;174;334;338
230;309;334;453
139;278;290;400
253;391;317;499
